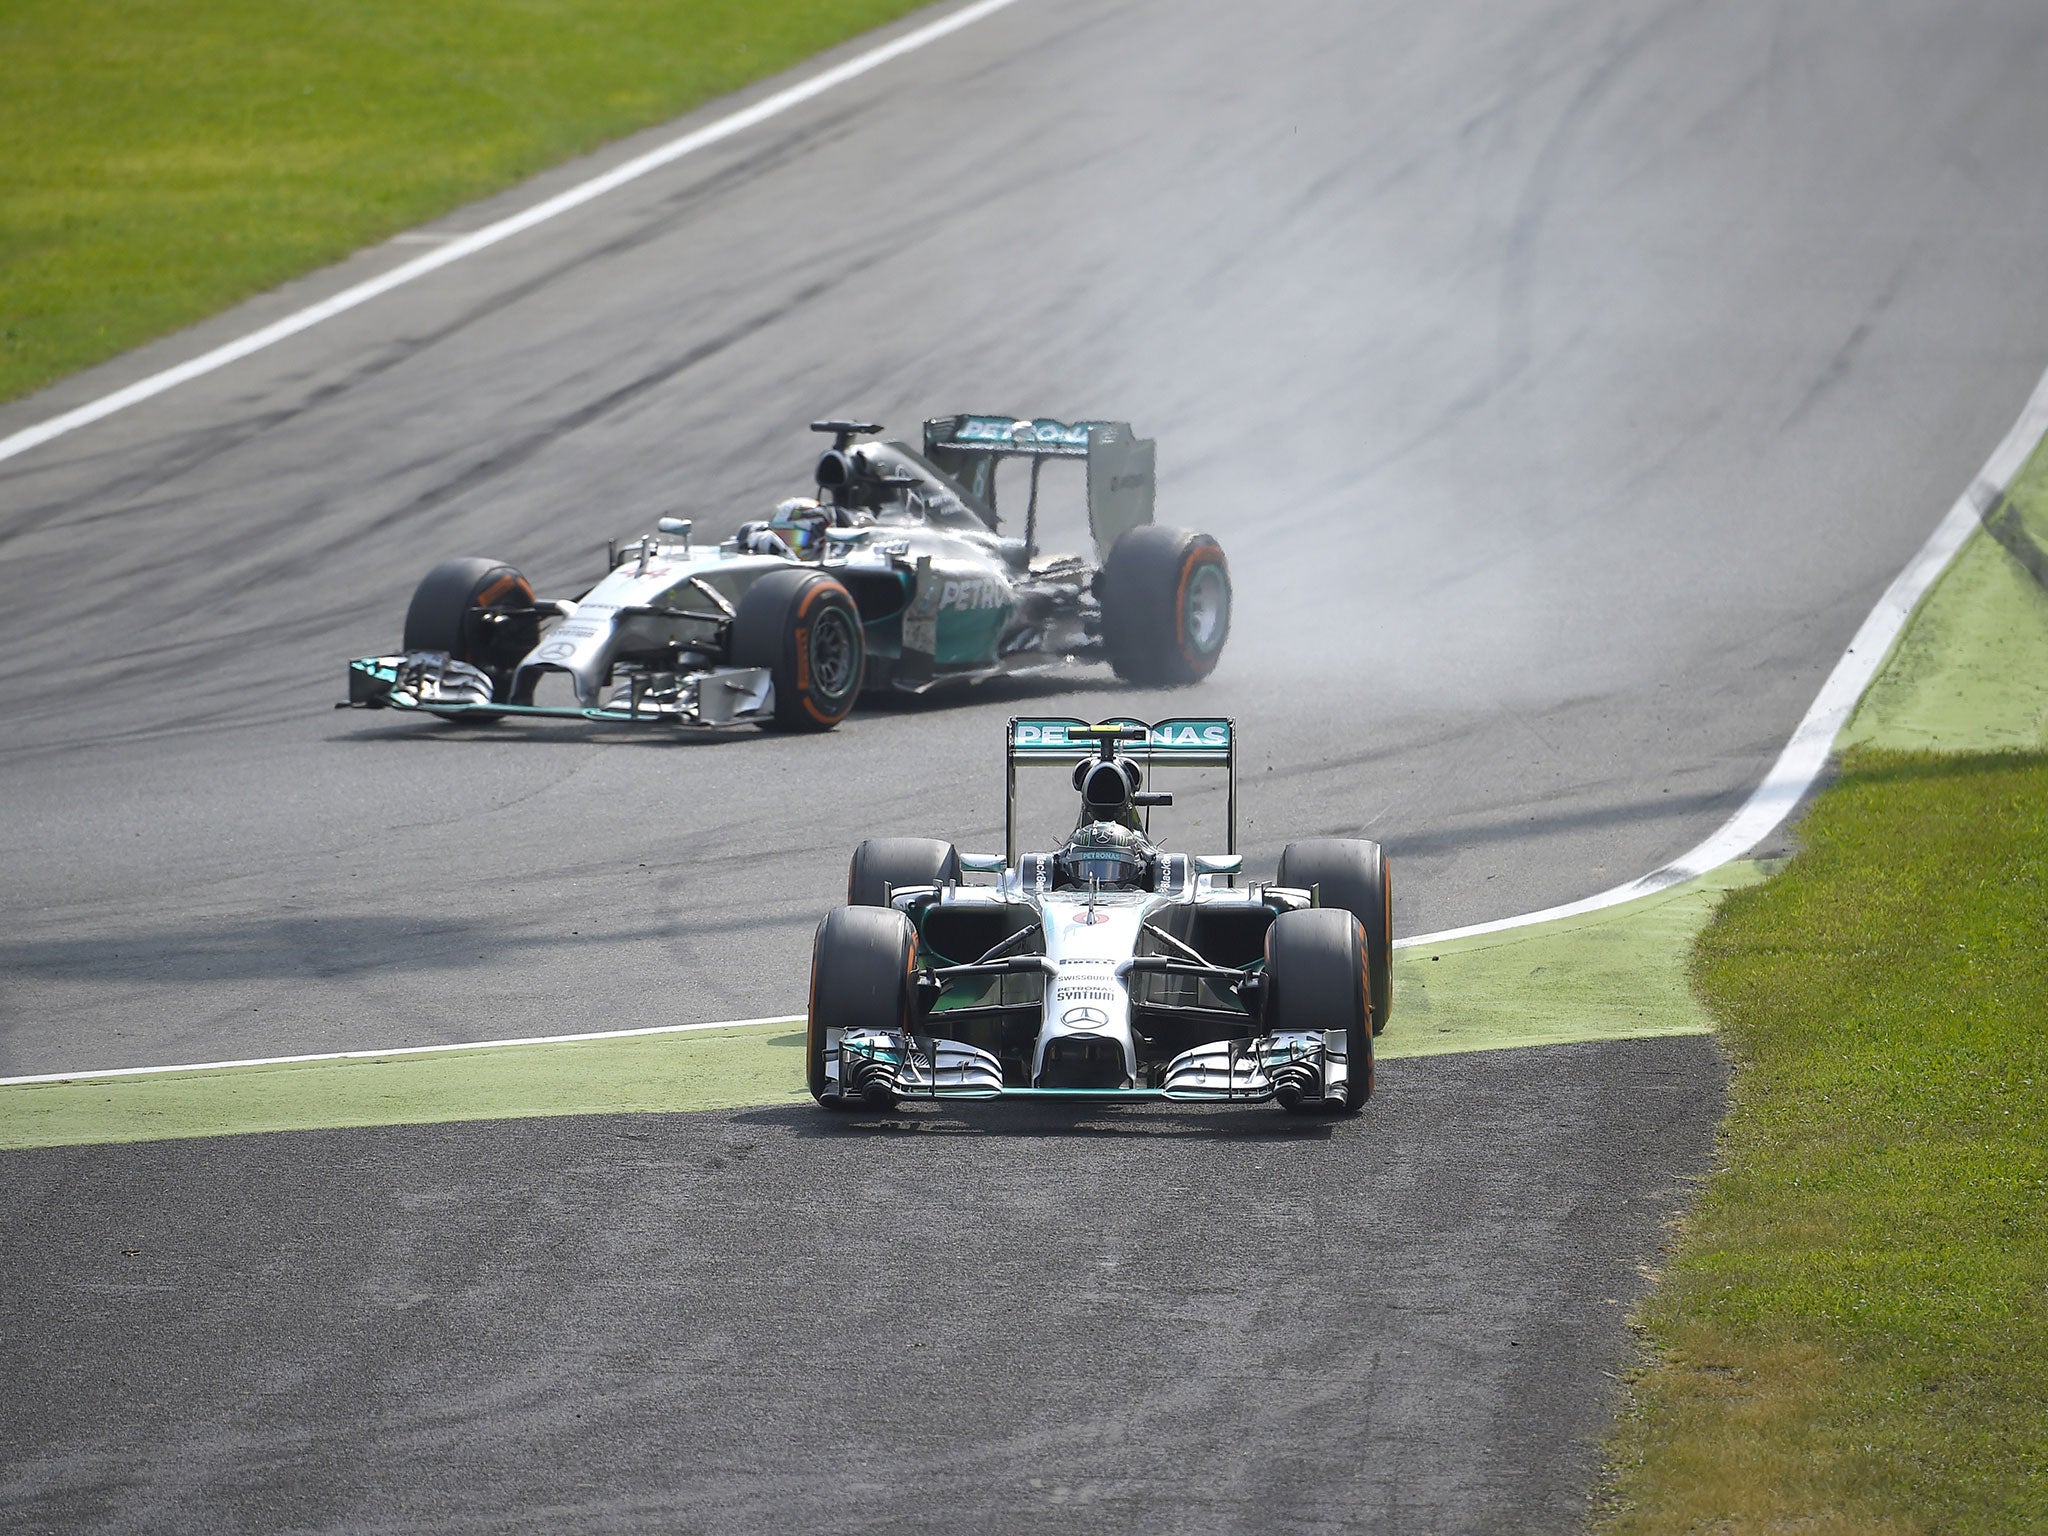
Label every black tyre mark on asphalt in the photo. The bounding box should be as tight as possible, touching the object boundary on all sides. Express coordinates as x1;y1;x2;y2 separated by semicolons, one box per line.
1978;483;2048;591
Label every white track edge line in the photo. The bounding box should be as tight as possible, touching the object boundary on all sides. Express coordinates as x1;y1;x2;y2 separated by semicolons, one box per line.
0;0;1025;468
4;164;2042;1091
7;371;2042;1090
8;374;2043;1089
1393;361;2048;950
0;1015;804;1087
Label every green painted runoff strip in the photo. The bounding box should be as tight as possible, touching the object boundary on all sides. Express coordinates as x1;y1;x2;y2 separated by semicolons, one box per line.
1844;447;2048;752
1591;429;2048;1535
31;442;2047;1153
25;452;2045;1153
0;869;1747;1150
0;1027;810;1150
1389;861;1761;1057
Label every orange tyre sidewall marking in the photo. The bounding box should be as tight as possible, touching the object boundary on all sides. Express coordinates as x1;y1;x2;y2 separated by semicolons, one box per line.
795;579;855;725
1174;550;1198;669
1358;932;1372;1038
475;574;521;608
1173;544;1225;673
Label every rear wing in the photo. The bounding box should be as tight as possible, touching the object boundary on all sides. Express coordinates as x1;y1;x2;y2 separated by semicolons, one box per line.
924;415;1155;560
1004;716;1236;865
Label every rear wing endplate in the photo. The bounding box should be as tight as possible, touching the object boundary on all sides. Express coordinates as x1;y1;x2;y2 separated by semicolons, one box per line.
1004;716;1235;865
924;416;1155;560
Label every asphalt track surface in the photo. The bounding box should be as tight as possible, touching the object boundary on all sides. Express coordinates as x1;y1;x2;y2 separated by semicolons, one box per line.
4;1042;1720;1534
4;0;2048;1529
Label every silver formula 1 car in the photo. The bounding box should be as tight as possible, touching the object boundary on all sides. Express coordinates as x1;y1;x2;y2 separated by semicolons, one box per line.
807;717;1395;1113
341;415;1231;732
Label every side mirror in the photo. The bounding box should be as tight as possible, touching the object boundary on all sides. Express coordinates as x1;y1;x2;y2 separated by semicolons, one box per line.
959;852;1006;874
1192;854;1242;876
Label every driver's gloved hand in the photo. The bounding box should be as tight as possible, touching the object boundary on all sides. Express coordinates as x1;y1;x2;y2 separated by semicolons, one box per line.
738;524;792;557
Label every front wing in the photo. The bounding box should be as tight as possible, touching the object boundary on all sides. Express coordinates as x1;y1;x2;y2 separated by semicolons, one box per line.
820;1027;1358;1107
340;654;774;727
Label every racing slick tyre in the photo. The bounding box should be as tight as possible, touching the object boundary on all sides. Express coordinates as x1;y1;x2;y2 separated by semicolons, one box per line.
1263;907;1372;1112
401;557;540;714
847;838;962;908
731;567;864;732
1278;838;1393;1036
808;904;920;1109
1101;525;1231;686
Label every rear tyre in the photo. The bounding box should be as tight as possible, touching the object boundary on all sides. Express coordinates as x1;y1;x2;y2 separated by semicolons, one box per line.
731;567;864;732
847;838;962;908
1278;838;1393;1035
808;905;919;1109
1101;525;1231;686
401;557;539;716
1264;907;1372;1112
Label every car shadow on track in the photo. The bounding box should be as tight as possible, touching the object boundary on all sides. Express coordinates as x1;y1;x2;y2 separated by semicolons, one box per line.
848;670;1132;716
325;672;1141;748
729;1100;1342;1142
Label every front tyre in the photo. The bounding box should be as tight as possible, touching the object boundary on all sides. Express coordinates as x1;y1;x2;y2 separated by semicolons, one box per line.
808;905;920;1108
401;557;539;715
847;838;962;908
732;567;864;732
1264;907;1372;1112
1101;526;1231;686
1278;838;1393;1035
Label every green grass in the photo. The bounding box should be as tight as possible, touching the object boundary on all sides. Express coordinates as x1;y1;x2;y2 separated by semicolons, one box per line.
1596;749;2048;1535
1597;410;2048;1532
0;0;929;404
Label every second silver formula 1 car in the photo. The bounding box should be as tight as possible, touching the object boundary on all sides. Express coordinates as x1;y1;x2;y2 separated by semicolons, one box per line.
807;717;1395;1113
341;415;1231;731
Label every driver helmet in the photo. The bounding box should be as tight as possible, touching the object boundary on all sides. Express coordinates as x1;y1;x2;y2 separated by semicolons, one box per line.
1054;821;1152;890
769;497;830;559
